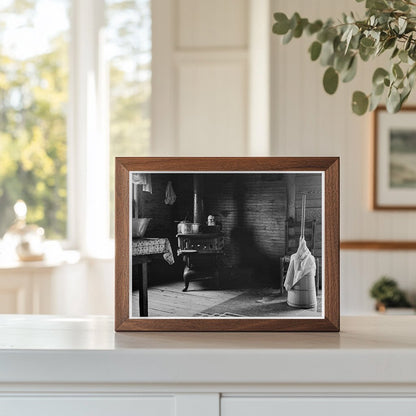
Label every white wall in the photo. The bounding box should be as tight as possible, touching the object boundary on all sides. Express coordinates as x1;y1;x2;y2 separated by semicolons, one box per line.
152;0;253;156
66;0;416;316
271;0;416;313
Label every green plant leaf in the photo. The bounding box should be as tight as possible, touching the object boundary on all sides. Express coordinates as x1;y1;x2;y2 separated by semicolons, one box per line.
374;82;385;95
342;56;357;82
360;37;375;48
401;87;411;106
391;47;399;59
369;92;383;111
282;29;293;44
309;41;322;61
387;87;401;112
334;52;351;72
307;20;323;35
398;16;407;34
290;12;301;29
405;34;413;50
359;43;375;61
352;91;369;115
399;49;408;63
273;13;290;34
383;37;396;50
393;63;404;79
372;67;389;86
320;40;335;66
293;17;309;38
323;67;339;94
366;0;388;10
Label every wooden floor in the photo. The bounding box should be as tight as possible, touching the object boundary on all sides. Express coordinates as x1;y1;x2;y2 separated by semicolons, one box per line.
132;280;322;318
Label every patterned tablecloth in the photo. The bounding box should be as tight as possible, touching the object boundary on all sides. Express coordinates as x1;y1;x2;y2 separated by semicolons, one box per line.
132;238;175;265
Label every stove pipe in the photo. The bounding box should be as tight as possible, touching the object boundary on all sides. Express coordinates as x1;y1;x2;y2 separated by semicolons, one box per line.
193;174;203;224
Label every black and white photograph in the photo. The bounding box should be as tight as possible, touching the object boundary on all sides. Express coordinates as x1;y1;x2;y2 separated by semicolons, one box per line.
130;171;324;319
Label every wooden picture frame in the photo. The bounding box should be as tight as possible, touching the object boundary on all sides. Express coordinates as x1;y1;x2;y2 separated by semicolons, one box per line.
373;106;416;210
115;157;339;332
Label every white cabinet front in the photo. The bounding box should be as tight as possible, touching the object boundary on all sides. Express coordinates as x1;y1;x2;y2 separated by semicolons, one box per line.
221;397;416;416
0;396;175;416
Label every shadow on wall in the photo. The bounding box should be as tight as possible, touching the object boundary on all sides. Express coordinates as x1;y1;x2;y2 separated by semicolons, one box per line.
230;226;279;287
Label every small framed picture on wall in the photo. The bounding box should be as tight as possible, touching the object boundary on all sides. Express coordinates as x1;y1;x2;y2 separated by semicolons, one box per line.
374;106;416;209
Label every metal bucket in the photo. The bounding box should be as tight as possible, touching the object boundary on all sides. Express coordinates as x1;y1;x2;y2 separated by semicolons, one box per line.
287;272;317;309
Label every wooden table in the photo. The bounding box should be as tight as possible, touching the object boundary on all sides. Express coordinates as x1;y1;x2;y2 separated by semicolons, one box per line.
132;238;174;317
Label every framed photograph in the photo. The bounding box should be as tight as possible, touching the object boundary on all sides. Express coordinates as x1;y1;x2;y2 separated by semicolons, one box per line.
374;106;416;210
115;157;339;332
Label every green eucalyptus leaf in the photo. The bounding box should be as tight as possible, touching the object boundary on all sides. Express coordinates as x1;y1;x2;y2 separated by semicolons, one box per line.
359;44;375;61
323;67;339;94
405;34;413;50
393;63;404;79
320;40;335;66
391;47;399;59
366;0;388;10
383;37;396;50
374;82;385;96
372;67;389;85
409;45;416;60
393;0;409;11
334;52;351;72
342;56;358;82
273;13;290;35
309;41;322;61
401;89;411;106
282;29;294;44
408;63;416;78
398;17;407;34
360;37;375;48
350;32;361;49
293;18;309;38
369;92;383;111
352;91;369;115
273;15;289;35
408;70;416;88
387;87;401;113
317;29;328;43
290;12;301;30
307;20;323;35
399;49;408;63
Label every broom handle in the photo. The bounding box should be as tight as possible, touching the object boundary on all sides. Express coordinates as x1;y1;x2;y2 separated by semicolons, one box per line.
300;194;306;239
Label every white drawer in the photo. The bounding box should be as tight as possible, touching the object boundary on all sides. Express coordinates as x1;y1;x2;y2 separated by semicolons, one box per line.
0;396;175;416
221;397;416;416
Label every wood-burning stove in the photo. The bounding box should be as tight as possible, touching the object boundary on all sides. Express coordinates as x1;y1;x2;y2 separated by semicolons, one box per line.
176;174;225;291
177;232;224;292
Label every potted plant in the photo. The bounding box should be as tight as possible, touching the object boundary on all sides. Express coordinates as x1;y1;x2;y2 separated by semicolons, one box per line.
369;276;412;312
272;0;416;115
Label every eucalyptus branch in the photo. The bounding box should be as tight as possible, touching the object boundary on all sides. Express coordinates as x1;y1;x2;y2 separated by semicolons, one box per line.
272;0;416;115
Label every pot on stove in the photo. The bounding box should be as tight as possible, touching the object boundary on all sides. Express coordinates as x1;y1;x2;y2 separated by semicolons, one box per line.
177;221;192;234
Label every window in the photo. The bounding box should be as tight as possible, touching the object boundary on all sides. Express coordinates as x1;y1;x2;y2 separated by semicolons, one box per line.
106;0;152;237
0;0;151;251
0;0;70;239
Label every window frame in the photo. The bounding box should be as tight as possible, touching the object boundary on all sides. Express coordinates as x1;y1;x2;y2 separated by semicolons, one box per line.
67;0;111;257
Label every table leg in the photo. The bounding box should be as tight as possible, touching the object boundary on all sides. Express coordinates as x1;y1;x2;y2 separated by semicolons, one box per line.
139;262;148;317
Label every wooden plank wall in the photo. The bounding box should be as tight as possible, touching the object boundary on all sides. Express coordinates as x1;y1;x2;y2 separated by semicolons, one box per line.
294;174;322;257
136;173;322;284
